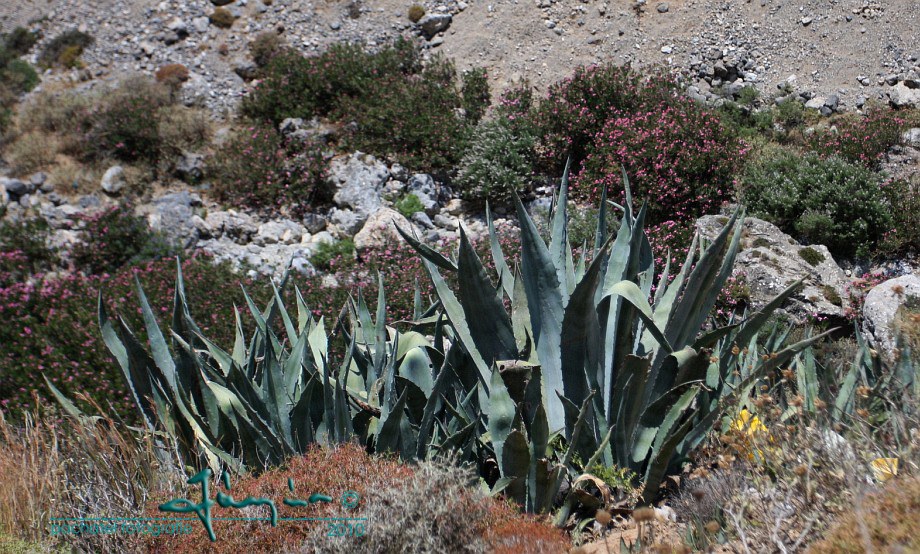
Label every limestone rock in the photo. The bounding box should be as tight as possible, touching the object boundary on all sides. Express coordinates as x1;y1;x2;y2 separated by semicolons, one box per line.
696;215;850;323
863;274;920;361
353;208;414;255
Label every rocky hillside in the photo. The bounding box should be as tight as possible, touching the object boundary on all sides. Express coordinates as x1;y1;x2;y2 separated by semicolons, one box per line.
2;0;919;113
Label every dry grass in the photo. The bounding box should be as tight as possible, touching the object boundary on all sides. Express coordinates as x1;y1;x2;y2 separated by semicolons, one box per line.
808;474;920;553
4;130;60;176
0;401;183;553
674;396;920;553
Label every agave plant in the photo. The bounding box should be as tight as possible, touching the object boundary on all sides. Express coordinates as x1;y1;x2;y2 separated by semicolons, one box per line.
398;167;828;508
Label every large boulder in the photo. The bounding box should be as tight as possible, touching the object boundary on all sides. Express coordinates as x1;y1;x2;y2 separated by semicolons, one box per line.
889;82;920;108
353;208;414;255
100;166;126;195
863;274;920;361
417;14;452;40
142;192;202;248
329;152;389;227
695;215;851;323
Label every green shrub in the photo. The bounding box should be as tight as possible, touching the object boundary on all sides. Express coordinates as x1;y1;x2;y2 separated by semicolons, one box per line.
407;4;426;22
741;150;892;258
208;8;235;29
455;117;536;206
394;193;425;218
879;178;920;256
37;29;94;68
210;124;330;215
309;238;355;271
337;54;470;170
2;27;39;56
460;67;490;124
241;40;480;170
71;205;178;275
773;98;805;129
0;218;57;285
3;59;39;94
84;76;172;163
241;38;421;124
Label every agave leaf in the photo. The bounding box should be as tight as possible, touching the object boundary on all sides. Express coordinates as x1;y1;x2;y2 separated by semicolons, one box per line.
489;367;517;469
398;346;435;396
395;223;458;272
416;362;454;460
135;276;180;393
606;281;673;354
501;430;531;506
514;192;566;433
486;202;515;300
457;227;518;364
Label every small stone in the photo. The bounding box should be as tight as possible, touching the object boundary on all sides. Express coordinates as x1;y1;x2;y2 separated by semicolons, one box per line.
656;3;669;13
329;20;341;30
801;17;812;26
101;166;126;195
661;45;672;54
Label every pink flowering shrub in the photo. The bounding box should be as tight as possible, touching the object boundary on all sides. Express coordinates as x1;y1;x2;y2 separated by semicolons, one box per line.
572;100;746;225
804;108;907;167
211;124;330;215
532;63;679;174
843;270;888;320
0;256;271;421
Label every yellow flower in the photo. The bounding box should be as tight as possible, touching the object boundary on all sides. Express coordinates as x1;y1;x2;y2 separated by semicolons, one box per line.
732;409;767;436
870;457;898;482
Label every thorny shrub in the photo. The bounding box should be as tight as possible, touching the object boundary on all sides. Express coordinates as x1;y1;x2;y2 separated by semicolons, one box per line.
249;31;287;67
455;117;537;206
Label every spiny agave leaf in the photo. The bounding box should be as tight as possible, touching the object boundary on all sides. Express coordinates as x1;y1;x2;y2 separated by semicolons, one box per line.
99;293;157;429
376;388;408;453
486;202;515;300
421;258;491;387
633;385;698;464
44;376;95;423
294;286;313;335
436;420;477;454
606;281;673;354
641;416;694;505
514;192;566;433
560;390;597;466
416;362;455;459
457;226;518;364
394;331;430;361
489;366;517;470
374;272;387;374
501;430;531;506
291;376;317;450
653;234;699;329
511;268;532;354
135;276;180;393
395;223;458;272
560;239;611;410
796;346;819;411
398;346;435;396
271;281;298;346
549;159;573;303
835;354;860;420
593;181;608;256
413;278;424;321
232;306;246;369
734;278;804;349
283;331;309;397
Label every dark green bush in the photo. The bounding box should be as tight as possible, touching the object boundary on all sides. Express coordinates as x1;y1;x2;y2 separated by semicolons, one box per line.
2;27;39;56
741;150;893;258
309;238;355;271
0;218;57;285
71;205;178;275
210;124;330;215
455;118;536;206
241;38;421;124
394;193;425;218
37;29;94;68
407;4;426;22
879;178;920;256
240;40;477;171
798;247;825;267
84;76;172;163
338;55;469;170
460;67;490;124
